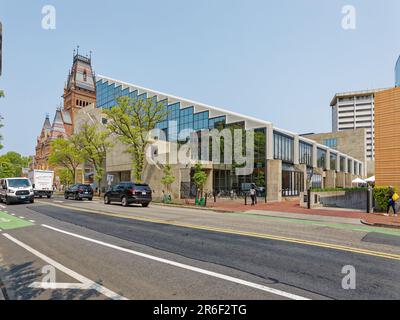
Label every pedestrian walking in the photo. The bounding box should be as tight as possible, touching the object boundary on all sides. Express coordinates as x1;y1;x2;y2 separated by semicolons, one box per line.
386;187;398;216
250;185;256;206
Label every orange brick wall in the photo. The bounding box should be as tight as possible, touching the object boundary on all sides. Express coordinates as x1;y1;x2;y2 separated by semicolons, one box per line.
375;87;400;188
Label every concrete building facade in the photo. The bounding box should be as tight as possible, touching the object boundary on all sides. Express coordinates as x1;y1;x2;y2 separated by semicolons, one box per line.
330;89;386;162
302;128;373;177
95;75;365;201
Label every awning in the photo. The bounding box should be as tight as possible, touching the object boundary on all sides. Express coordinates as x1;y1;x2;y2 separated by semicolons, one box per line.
352;178;366;184
365;176;375;183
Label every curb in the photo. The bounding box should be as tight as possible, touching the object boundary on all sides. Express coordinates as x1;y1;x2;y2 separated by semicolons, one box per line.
151;202;234;214
360;219;400;230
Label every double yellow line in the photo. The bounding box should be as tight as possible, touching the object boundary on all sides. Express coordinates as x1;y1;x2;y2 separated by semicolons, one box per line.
38;201;400;261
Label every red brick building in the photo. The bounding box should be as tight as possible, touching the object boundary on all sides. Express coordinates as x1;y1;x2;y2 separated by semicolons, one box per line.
33;51;96;177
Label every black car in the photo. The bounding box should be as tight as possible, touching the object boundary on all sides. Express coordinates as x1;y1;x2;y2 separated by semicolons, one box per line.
104;182;152;207
64;184;94;201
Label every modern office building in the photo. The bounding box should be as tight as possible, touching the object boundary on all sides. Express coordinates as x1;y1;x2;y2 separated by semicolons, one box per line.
375;86;400;189
302;128;371;177
95;75;365;201
330;89;387;163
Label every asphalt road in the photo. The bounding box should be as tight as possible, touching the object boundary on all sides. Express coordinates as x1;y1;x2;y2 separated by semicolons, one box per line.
0;198;400;300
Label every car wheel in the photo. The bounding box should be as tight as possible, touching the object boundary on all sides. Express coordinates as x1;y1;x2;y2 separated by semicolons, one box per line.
30;199;34;204
142;203;149;208
64;194;69;200
121;196;129;207
47;195;51;199
104;196;110;204
5;197;11;205
74;194;80;201
88;197;93;201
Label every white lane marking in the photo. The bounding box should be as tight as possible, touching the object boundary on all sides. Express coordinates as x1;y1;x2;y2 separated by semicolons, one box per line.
0;205;5;209
29;220;35;223
30;282;98;290
2;233;128;300
10;214;15;216
42;224;310;300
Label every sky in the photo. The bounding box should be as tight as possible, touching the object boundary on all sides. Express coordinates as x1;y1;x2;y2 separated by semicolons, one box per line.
0;0;399;156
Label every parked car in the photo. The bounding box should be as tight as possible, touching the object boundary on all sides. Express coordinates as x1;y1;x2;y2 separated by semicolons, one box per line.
104;182;152;207
0;178;35;205
64;184;93;201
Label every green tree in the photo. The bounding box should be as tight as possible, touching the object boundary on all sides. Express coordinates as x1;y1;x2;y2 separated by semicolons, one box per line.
161;164;175;196
0;91;4;98
59;168;74;187
0;152;32;177
192;163;208;198
49;138;84;184
103;96;168;182
0;162;16;178
72;122;112;195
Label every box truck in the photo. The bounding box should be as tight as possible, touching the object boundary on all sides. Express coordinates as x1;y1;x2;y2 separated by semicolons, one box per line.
29;170;54;198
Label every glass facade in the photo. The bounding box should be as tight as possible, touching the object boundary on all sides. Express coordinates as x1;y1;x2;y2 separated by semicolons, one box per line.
317;148;326;169
323;138;337;149
340;156;345;172
96;79;361;197
273;132;294;163
330;153;337;171
282;171;304;197
299;141;313;167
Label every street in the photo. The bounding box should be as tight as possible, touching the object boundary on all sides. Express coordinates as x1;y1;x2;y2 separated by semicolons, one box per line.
0;197;399;300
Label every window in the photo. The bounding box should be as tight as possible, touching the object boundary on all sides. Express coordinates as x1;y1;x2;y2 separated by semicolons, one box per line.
330;153;337;171
83;70;87;82
194;111;209;131
274;132;294;163
317;148;326;169
299;141;313;167
209;116;226;129
323;138;337;149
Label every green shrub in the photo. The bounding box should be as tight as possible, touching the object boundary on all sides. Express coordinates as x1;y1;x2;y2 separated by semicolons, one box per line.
373;186;398;212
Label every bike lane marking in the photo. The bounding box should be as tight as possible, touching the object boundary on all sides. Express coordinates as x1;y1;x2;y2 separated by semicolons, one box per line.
0;211;33;231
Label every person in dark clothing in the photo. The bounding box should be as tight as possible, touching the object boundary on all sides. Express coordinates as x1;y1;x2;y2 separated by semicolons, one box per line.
387;187;396;215
250;186;256;206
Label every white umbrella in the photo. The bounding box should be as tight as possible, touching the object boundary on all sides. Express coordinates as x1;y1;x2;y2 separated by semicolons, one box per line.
352;178;366;184
365;176;375;183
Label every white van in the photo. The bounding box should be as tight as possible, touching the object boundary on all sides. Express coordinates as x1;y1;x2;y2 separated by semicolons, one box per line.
0;178;35;205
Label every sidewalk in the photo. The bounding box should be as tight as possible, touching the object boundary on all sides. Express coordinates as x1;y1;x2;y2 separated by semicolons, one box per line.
202;198;367;219
362;214;400;229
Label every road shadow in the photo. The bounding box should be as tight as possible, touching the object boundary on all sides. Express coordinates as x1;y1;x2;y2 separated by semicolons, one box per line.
1;262;107;300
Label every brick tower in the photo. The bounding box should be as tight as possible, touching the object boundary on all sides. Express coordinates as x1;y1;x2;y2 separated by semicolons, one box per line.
63;48;96;136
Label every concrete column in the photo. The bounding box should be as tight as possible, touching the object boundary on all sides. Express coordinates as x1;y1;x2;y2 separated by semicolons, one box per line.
325;150;331;171
312;143;318;168
293;136;299;165
336;172;346;188
344;157;348;173
349;159;354;175
266;125;274;160
336;155;340;173
266;159;282;202
325;170;336;188
345;173;352;187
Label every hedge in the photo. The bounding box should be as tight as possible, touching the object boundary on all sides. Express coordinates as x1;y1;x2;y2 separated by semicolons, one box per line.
373;186;398;212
